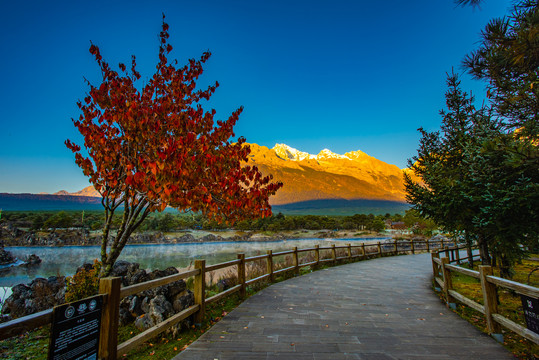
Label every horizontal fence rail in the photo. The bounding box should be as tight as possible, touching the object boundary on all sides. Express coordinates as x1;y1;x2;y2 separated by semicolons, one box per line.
0;237;452;358
431;245;539;345
119;269;200;299
0;308;53;341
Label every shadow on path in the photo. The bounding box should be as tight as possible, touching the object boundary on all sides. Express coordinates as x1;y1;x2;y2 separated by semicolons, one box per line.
173;253;514;360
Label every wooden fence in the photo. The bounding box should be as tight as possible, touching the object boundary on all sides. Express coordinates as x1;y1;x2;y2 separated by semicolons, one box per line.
0;237;452;359
431;245;539;345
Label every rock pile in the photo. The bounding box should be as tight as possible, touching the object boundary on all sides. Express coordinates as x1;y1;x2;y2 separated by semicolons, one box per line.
1;261;194;333
24;254;42;266
2;276;66;319
108;261;194;332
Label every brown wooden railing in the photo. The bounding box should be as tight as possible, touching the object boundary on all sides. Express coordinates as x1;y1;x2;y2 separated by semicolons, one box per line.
0;237;453;359
431;245;539;345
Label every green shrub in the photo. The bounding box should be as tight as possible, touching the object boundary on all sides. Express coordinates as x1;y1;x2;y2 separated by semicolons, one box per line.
65;260;101;302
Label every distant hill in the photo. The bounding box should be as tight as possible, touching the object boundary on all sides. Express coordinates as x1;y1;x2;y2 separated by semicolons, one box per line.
52;186;101;197
272;199;410;216
0;193;103;211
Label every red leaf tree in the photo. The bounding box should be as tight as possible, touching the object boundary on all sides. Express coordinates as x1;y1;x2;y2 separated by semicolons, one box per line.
66;17;282;277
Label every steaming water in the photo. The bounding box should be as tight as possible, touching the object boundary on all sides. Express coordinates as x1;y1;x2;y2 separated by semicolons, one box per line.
0;237;389;288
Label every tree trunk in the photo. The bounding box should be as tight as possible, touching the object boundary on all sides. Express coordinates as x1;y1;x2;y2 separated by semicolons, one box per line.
465;234;474;268
499;255;513;279
99;201;151;278
477;234;491;265
100;229;135;277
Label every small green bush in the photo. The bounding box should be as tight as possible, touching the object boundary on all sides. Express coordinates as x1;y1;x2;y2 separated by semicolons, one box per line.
65;260;101;302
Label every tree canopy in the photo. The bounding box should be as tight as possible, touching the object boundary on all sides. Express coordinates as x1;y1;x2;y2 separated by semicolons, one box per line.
463;0;539;138
66;16;282;276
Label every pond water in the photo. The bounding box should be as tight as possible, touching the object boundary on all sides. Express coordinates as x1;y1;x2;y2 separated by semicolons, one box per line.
1;237;389;288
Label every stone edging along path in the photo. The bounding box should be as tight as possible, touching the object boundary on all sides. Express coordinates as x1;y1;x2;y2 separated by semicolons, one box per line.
173;253;514;360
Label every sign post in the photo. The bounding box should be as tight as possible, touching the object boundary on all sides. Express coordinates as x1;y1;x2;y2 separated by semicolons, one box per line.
521;294;539;335
48;295;104;360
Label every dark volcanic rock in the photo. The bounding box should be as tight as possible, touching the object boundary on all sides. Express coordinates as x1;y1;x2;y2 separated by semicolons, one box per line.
0;247;15;265
24;254;42;266
129;232;166;244
177;234;196;243
128;269;149;286
107;261;194;330
200;234;221;242
110;260;132;278
3;276;66;319
76;262;95;274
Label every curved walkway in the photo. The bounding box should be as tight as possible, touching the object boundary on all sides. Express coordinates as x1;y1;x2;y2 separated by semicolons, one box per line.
173;253;514;360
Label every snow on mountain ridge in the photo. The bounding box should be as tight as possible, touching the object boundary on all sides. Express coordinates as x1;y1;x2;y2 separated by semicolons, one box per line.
317;149;350;160
272;144;361;161
273;144;316;161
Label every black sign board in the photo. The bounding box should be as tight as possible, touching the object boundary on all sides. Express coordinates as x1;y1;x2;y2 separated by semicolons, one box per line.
48;295;104;360
521;294;539;335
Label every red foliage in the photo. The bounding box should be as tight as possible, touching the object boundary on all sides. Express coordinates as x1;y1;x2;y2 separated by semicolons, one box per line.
66;16;282;225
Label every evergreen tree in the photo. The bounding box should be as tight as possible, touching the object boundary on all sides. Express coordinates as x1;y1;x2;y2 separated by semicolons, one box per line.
462;0;539;273
406;71;538;275
463;121;538;276
463;0;539;139
405;73;495;263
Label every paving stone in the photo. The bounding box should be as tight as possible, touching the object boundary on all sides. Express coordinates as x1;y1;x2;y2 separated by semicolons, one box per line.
357;353;398;360
252;342;296;352
265;353;314;360
172;253;514;360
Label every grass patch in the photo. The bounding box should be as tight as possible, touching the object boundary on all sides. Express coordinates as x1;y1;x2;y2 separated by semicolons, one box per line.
437;255;539;359
0;325;50;359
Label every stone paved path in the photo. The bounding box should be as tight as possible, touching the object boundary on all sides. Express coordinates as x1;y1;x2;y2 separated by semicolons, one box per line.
173;253;514;359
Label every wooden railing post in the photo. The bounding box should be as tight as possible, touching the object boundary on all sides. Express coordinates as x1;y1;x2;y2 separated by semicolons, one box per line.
99;277;121;360
479;265;502;338
441;257;455;308
238;254;246;298
315;245;320;266
411;239;415;254
361;243;366;258
431;251;439;279
347;244;352;259
293;247;299;275
193;259;206;325
377;242;382;256
441;238;445;248
267;250;274;282
331;244;336;265
394;239;398;256
455;246;461;264
426;239;430;252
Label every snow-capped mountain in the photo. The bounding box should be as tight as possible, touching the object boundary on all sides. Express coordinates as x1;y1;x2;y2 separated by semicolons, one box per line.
245;143;409;205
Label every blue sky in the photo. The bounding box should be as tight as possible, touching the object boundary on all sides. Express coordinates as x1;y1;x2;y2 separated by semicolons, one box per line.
0;0;509;193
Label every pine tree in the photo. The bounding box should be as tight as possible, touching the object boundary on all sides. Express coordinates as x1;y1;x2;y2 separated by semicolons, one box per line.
463;0;539;139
